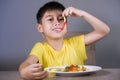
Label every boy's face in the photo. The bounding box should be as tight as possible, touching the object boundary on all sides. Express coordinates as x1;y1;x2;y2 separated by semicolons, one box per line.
38;10;67;40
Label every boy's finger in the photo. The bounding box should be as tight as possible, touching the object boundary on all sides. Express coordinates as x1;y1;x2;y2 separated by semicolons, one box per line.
31;67;42;72
31;64;42;68
33;71;48;79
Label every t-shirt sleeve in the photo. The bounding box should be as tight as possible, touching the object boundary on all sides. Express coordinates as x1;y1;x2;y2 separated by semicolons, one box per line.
69;34;87;62
29;42;43;63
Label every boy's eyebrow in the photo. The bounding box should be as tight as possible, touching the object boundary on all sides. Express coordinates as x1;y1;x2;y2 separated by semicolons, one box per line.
44;14;63;18
45;15;53;18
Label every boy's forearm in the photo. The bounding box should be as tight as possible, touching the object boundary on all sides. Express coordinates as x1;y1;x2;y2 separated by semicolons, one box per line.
19;61;29;71
19;62;30;79
81;10;110;35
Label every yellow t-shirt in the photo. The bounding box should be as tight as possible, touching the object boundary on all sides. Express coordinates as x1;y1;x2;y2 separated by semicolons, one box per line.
30;35;87;68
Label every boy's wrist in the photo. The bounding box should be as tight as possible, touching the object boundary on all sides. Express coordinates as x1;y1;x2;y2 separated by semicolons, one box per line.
20;68;30;80
78;10;87;18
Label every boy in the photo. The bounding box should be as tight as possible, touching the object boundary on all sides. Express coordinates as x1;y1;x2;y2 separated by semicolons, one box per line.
19;1;110;80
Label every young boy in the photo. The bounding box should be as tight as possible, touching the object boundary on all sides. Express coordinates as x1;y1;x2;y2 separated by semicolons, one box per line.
19;1;110;80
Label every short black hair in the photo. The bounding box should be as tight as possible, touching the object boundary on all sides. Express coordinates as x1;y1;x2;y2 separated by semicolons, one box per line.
36;1;65;24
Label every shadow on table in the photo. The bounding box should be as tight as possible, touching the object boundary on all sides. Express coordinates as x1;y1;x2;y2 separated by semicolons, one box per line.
91;69;111;77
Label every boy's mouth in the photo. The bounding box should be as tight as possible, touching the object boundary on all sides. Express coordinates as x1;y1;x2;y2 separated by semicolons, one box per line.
52;28;62;32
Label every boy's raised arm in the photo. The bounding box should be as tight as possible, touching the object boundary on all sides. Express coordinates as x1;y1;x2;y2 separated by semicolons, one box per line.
81;10;110;45
62;7;110;45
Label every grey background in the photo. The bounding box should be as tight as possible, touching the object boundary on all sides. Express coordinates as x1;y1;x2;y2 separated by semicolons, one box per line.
0;0;120;70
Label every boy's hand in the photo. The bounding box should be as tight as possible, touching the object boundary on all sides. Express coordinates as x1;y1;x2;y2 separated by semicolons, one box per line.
62;7;85;17
20;64;48;80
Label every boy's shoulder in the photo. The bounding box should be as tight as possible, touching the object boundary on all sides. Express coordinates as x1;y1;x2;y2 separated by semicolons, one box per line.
64;34;84;40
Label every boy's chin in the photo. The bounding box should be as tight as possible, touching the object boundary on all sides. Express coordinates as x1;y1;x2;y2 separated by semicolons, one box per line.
52;36;64;40
50;35;65;40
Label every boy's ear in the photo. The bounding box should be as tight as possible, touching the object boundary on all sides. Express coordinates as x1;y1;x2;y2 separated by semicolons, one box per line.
37;24;44;32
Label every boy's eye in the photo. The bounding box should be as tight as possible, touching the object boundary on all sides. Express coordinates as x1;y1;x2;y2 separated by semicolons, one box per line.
58;18;64;22
47;18;53;21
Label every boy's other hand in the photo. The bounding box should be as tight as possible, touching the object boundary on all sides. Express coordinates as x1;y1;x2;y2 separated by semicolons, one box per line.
20;64;48;80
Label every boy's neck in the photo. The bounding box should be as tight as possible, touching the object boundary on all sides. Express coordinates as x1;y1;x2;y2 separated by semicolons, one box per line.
47;38;64;51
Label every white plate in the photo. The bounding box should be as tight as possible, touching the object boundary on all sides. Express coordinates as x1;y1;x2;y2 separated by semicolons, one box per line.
44;65;102;77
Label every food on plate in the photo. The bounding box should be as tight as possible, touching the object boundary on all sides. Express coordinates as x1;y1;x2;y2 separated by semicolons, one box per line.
49;67;65;72
65;64;88;72
48;64;88;72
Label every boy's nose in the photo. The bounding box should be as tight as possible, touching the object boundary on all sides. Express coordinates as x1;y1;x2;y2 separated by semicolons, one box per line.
55;23;60;26
54;20;60;26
